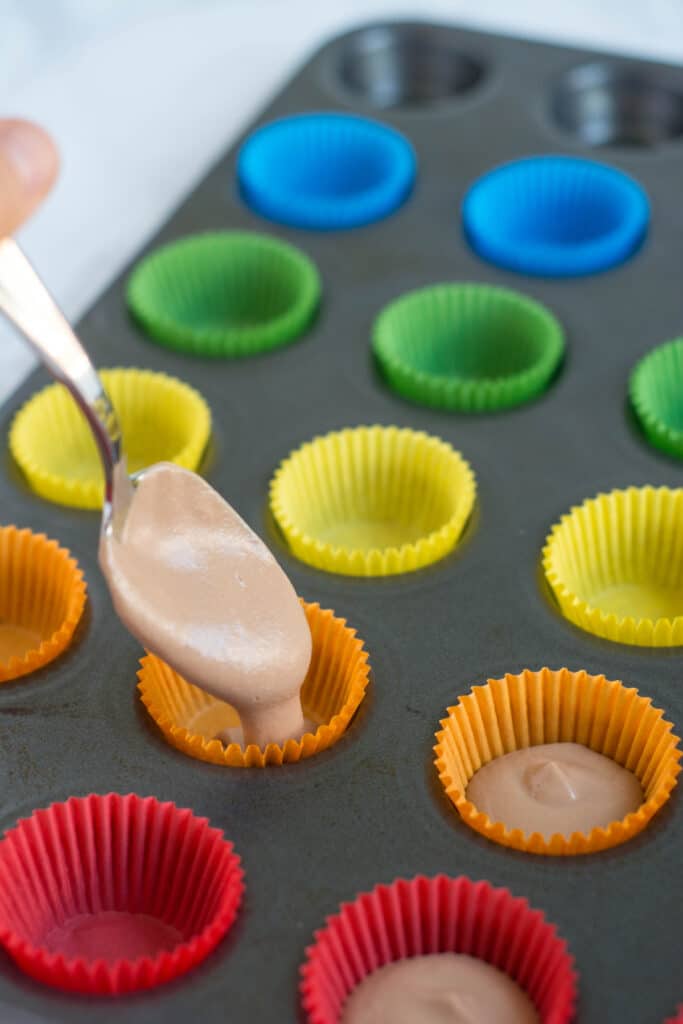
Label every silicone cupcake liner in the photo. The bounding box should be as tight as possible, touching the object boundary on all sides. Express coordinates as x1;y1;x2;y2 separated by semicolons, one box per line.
10;367;211;509
462;155;649;277
138;601;370;768
237;112;416;230
630;338;683;459
0;526;86;683
270;425;476;576
0;794;244;994
435;668;681;855
372;282;565;411
127;231;321;357
543;486;683;646
300;874;576;1023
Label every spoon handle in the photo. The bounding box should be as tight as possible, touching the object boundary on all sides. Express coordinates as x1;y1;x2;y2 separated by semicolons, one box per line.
0;237;121;508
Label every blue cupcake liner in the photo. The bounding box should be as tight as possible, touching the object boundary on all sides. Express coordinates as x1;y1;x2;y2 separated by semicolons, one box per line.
237;112;416;230
462;155;650;277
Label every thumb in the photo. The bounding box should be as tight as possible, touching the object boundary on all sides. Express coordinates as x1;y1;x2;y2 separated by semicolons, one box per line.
0;119;59;237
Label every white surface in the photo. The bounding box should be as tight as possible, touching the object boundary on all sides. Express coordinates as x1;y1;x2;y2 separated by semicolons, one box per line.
1;0;682;402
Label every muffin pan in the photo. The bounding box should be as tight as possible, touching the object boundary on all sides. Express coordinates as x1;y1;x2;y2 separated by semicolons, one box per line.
0;19;682;1023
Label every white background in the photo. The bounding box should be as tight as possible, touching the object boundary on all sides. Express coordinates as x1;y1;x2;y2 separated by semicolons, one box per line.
2;0;682;401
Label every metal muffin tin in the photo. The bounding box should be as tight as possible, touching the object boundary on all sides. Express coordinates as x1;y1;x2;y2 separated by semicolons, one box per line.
1;20;682;1023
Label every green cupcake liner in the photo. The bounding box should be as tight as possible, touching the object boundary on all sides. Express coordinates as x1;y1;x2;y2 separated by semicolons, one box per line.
127;231;321;358
372;283;565;412
630;338;683;459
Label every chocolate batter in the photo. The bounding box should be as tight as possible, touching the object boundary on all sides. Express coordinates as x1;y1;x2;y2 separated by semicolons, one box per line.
99;462;312;748
466;742;643;838
341;953;538;1024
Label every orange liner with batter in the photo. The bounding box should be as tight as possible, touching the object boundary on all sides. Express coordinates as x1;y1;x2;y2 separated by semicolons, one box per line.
0;526;86;683
434;667;681;855
138;601;370;768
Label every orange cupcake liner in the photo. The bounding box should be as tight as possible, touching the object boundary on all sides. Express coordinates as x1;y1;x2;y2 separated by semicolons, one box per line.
138;601;370;768
0;526;86;683
434;667;681;855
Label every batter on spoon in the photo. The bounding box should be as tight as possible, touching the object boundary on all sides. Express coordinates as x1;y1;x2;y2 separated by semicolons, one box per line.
100;462;311;748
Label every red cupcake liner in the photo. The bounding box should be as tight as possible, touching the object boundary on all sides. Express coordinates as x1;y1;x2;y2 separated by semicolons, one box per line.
0;793;244;995
665;1008;683;1023
301;874;576;1023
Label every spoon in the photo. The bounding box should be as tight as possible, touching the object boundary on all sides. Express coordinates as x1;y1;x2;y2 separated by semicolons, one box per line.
0;237;133;532
0;239;313;746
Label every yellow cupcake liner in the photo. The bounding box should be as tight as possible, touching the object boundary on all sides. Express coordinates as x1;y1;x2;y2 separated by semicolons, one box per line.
543;486;683;646
9;368;211;509
269;425;476;576
0;526;86;683
435;667;681;855
137;601;370;768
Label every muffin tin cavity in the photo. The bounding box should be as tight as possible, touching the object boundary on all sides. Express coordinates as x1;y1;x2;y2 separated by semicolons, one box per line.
373;282;564;411
435;668;681;855
551;62;683;147
543;487;683;645
10;368;211;509
333;22;485;110
630;338;683;459
127;231;320;357
270;425;476;576
137;601;370;768
463;155;649;277
237;113;416;230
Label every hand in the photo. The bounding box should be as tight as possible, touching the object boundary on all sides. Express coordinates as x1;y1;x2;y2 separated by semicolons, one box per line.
0;119;58;237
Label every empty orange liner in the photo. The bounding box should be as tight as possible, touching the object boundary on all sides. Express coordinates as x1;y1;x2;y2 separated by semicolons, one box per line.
0;525;86;683
138;601;370;768
435;667;681;855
